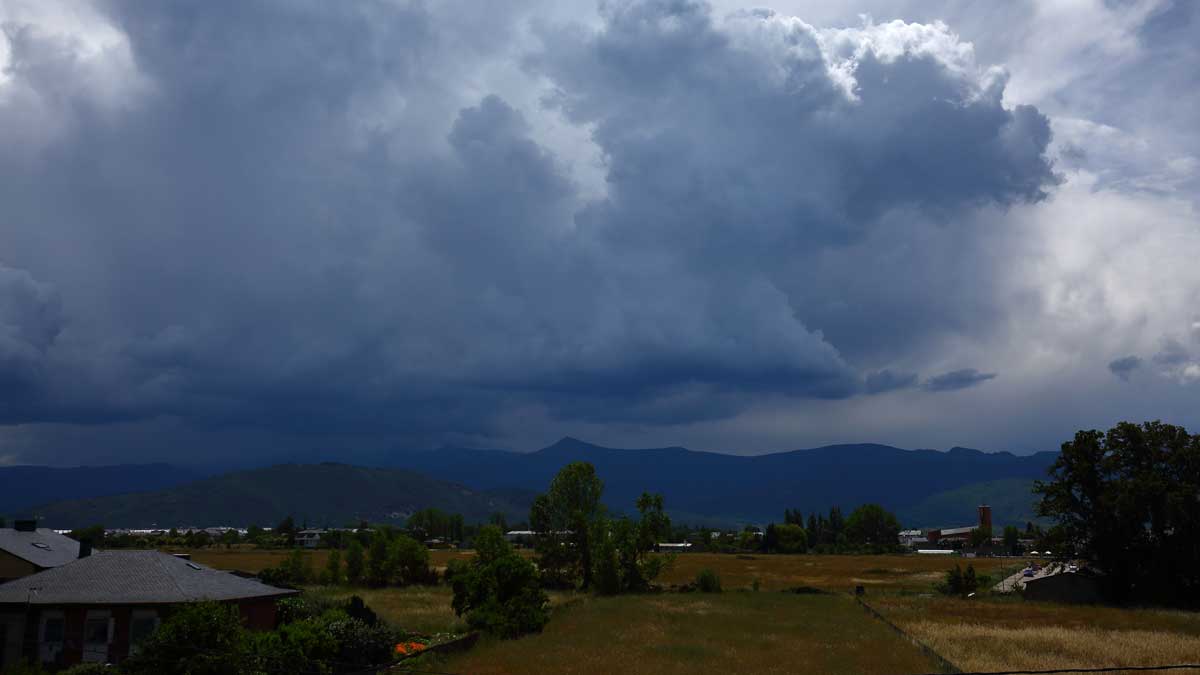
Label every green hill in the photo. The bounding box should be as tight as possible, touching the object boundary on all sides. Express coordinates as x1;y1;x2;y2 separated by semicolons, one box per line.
896;478;1044;529
29;463;530;528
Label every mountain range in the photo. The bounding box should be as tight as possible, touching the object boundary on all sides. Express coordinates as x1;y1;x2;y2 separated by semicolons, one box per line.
5;438;1058;529
22;463;530;529
399;437;1057;528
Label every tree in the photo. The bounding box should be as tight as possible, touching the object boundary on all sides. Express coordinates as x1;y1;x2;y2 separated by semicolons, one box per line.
968;526;993;549
589;492;673;595
784;509;804;527
322;549;343;585
773;523;808;553
390;534;432;585
450;526;549;638
1003;525;1021;556
367;532;393;587
489;512;509;532
844;504;901;553
345;539;365;585
531;462;605;589
762;523;779;553
276;515;297;547
69;524;106;548
1035;421;1200;605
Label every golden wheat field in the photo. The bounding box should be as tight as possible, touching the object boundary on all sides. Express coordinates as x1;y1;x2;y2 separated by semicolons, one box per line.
871;594;1200;674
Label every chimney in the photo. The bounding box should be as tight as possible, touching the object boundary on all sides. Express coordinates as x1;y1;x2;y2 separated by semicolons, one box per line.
14;519;37;532
978;505;993;532
78;538;93;559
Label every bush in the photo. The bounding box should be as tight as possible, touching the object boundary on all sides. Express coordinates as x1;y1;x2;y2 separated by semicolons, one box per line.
62;665;112;675
937;563;980;597
391;534;435;586
451;526;549;638
696;568;722;593
123;602;250;675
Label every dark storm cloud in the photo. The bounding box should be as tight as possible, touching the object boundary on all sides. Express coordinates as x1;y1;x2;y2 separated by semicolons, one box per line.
864;369;919;394
921;368;997;392
1108;355;1143;381
0;0;1058;460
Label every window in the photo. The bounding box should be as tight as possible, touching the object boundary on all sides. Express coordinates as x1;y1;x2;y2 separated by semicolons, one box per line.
129;610;160;654
82;611;112;663
84;618;108;644
38;613;64;664
41;617;63;644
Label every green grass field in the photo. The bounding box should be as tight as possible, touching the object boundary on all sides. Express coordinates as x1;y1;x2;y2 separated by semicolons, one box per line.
435;592;939;675
179;547;1200;674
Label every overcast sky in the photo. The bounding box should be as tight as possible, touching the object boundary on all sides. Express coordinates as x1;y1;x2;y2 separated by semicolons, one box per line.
1;0;1198;466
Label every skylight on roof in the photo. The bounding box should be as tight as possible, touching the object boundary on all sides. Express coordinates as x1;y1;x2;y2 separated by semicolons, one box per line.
31;542;50;549
186;562;202;570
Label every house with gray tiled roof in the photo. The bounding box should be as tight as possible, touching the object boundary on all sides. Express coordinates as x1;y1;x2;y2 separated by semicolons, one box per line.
0;550;296;669
0;520;84;583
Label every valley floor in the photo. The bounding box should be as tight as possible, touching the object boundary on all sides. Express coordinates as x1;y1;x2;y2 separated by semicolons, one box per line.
182;548;1200;674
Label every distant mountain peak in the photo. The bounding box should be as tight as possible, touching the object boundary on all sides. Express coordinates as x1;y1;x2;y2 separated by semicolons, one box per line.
543;436;601;452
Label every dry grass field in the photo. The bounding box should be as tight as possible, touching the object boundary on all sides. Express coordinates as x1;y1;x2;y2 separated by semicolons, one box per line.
181;547;477;573
435;592;939;675
180;547;1018;592
872;594;1200;673
657;552;1018;592
182;547;1200;674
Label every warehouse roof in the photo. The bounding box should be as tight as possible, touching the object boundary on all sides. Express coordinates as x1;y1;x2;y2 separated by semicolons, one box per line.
0;550;296;605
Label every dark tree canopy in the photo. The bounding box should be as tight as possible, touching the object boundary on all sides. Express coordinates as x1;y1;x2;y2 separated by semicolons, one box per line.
1035;420;1200;605
844;504;901;553
530;461;605;589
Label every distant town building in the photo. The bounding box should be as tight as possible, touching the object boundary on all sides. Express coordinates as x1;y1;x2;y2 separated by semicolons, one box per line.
899;530;928;548
0;550;295;669
295;529;327;548
0;521;85;584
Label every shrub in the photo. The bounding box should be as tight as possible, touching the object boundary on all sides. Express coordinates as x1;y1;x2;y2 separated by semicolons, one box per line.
62;665;112;675
345;539;365;585
938;563;980;597
391;534;435;585
696;568;722;593
451;526;549;638
123;602;250;675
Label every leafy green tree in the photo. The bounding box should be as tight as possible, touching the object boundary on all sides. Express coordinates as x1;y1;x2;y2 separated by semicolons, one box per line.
488;512;509;532
275;515;297;547
1035;421;1200;604
321;549;343;585
784;509;804;526
844;504;901;553
68;524;106;548
390;534;432;585
345;539;365;585
774;523;808;553
367;532;393;587
531;462;605;589
1003;525;1021;556
968;526;993;549
450;526;549;638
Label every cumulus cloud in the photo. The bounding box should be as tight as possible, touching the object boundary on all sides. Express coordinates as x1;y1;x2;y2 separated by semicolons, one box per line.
921;369;997;392
12;0;1190;464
